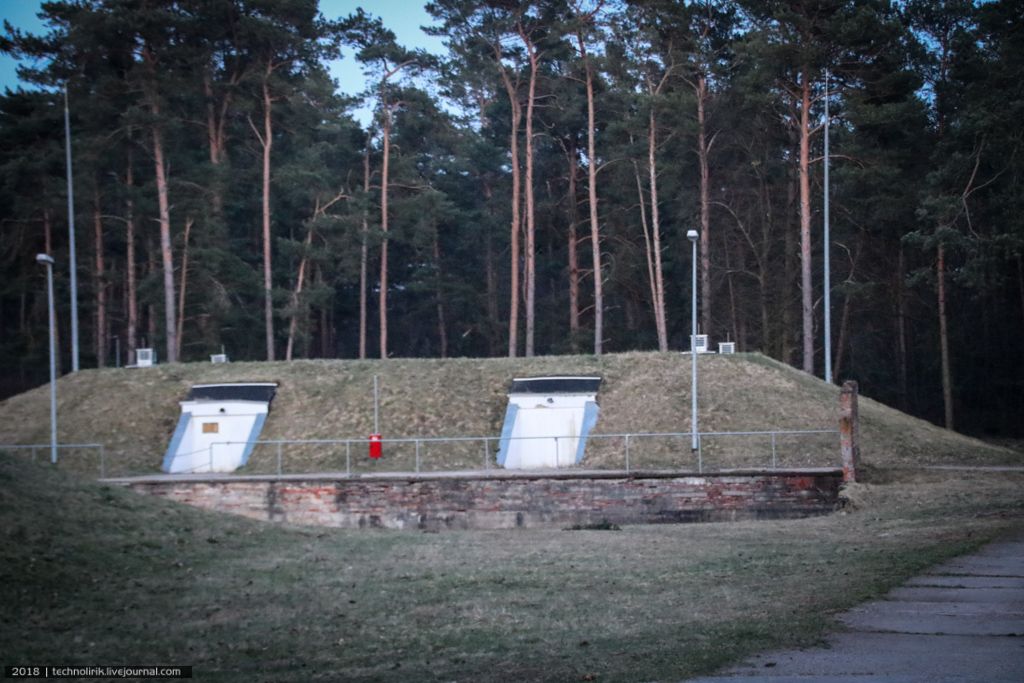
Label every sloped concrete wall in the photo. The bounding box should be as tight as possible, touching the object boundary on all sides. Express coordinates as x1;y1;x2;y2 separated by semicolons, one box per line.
115;469;842;530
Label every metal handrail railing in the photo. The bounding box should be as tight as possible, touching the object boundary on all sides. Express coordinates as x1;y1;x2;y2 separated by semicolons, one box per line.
3;428;840;479
202;428;839;476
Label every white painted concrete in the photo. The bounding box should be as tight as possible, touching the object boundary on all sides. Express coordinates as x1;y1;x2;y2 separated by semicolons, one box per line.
165;400;268;473
501;392;596;469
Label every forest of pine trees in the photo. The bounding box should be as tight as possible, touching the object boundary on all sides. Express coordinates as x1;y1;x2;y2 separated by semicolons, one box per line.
1;0;1021;437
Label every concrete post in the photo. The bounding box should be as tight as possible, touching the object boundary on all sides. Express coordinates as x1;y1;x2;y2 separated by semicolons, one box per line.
839;380;860;483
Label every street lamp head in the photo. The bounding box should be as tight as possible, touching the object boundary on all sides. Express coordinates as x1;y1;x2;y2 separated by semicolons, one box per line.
686;229;698;242
36;253;55;266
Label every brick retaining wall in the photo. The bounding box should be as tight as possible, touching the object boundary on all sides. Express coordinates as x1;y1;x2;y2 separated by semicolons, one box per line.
113;468;843;530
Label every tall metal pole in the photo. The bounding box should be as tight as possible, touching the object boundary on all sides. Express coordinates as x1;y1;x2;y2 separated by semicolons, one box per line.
687;229;699;452
38;254;58;464
373;374;380;434
823;70;833;384
64;84;80;373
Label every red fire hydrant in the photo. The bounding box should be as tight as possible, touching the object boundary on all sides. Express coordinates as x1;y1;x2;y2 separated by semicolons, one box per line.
368;433;382;459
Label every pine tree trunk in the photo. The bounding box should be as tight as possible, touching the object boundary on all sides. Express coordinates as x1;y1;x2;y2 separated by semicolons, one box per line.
151;121;177;364
724;237;740;347
260;77;275;361
648;109;668;352
566;146;580;349
433;223;448;358
578;32;602;355
522;28;539;357
93;190;107;368
1016;255;1024;324
500;75;522;358
319;278;331;358
143;240;153;349
937;242;954;429
782;166;797;363
203;73;227;219
125;151;137;366
798;68;814;375
633;159;660;344
760;284;771;355
285;225;313;361
697;74;712;340
379;106;392;359
758;173;774;353
176;217;192;361
897;244;909;411
359;138;370;360
833;232;862;383
482;180;499;356
833;289;852;381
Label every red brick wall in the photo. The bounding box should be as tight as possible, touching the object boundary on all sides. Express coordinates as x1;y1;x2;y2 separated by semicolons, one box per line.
122;469;842;530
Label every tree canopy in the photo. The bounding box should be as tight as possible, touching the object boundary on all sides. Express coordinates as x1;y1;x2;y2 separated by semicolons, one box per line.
2;0;1021;437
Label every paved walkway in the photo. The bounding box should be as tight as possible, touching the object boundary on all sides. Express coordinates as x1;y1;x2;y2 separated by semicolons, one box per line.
687;531;1024;682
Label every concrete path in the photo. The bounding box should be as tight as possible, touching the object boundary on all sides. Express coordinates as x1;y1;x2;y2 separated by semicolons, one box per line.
687;531;1024;682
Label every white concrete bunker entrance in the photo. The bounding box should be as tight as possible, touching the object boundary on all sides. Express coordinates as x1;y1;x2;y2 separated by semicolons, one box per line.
162;383;277;473
497;376;601;469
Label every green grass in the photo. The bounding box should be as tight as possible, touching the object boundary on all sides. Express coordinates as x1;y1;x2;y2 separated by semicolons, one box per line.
0;353;1016;477
2;453;1022;681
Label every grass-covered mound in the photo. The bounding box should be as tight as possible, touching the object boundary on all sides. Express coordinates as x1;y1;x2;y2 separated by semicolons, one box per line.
2;451;1023;681
0;352;1014;477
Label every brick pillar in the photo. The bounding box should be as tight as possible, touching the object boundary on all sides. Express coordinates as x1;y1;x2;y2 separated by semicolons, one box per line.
839;380;860;483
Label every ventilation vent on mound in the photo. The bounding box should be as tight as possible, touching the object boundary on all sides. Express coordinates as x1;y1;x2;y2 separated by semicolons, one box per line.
135;348;155;367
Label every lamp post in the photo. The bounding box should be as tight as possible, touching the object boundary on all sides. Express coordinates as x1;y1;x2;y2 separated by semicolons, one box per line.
687;229;699;454
36;253;58;464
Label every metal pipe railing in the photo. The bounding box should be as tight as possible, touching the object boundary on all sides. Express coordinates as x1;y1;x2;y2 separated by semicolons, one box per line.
199;428;838;476
4;428;839;478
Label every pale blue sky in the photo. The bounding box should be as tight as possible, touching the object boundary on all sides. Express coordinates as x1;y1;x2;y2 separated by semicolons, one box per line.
0;0;447;111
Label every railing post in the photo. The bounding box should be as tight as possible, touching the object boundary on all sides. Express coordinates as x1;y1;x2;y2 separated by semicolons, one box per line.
276;442;283;475
770;432;777;469
415;440;421;473
346;441;351;477
625;434;631;473
99;445;106;479
840;380;861;483
697;433;702;473
484;438;491;470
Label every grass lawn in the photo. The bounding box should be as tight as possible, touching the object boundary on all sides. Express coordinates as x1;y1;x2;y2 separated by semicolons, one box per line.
2;453;1023;682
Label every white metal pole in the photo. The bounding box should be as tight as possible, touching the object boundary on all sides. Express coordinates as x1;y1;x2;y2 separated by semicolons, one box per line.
38;254;58;464
64;84;79;373
823;69;833;384
373;374;379;433
687;230;699;452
